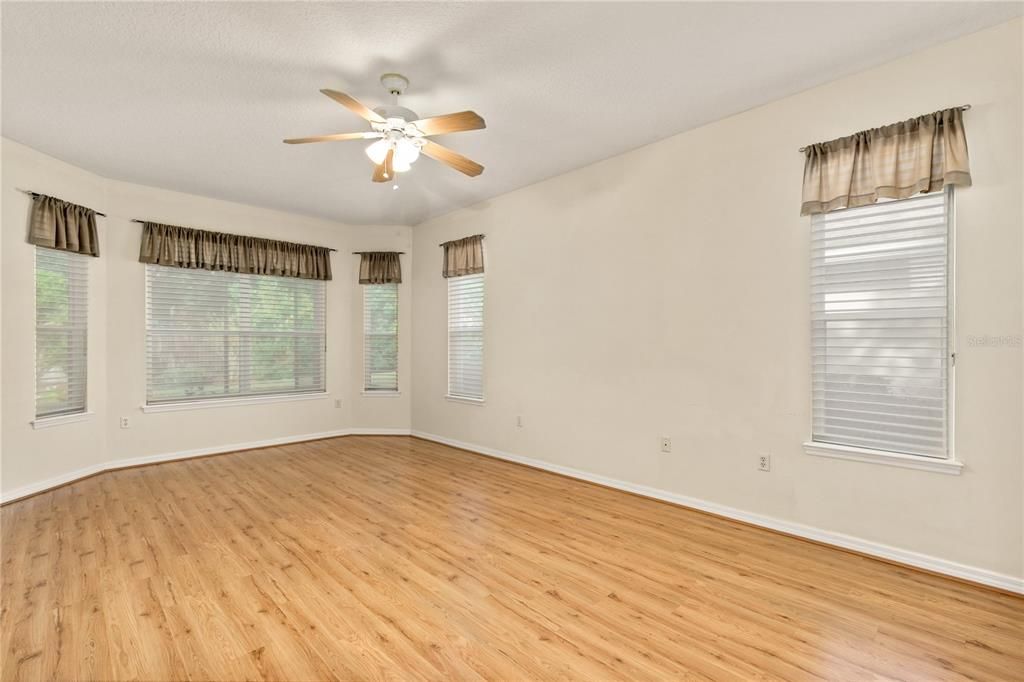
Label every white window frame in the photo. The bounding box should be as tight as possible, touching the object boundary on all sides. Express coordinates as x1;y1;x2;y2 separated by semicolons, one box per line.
144;265;327;407
803;188;962;475
446;272;485;403
33;247;89;424
362;283;399;394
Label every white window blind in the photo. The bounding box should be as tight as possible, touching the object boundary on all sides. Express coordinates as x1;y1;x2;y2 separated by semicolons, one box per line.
811;189;951;459
448;273;485;400
363;283;398;392
35;247;89;418
146;266;326;404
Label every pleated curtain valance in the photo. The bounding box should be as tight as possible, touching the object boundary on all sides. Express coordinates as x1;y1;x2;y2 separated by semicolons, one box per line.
28;194;100;256
441;235;484;278
138;222;333;280
357;252;402;284
800;107;972;216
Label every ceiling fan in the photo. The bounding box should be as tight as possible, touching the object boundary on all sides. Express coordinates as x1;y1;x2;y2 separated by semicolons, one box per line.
284;73;485;183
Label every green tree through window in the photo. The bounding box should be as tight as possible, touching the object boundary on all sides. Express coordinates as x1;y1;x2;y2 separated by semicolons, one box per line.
146;266;325;403
35;247;88;417
363;284;398;391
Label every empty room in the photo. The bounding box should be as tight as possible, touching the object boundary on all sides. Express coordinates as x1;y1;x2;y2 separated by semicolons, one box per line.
1;2;1022;680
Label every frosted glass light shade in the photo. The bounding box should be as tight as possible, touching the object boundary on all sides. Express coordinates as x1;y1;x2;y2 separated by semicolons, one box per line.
365;140;389;165
394;138;420;166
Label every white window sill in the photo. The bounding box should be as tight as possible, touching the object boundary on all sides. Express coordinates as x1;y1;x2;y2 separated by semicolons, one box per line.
803;441;963;475
445;395;485;406
31;411;94;429
142;392;328;413
361;390;401;398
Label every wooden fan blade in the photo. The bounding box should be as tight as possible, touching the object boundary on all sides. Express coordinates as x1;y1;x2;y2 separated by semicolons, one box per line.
283;132;382;144
372;148;395;183
321;89;386;124
420;140;484;177
409;111;486;136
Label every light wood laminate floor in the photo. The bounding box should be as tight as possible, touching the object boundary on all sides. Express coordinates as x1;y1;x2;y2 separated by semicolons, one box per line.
2;436;1022;681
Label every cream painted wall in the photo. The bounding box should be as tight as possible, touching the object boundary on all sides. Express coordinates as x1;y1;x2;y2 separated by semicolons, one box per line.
2;140;110;494
1;139;412;496
1;19;1020;585
411;20;1024;580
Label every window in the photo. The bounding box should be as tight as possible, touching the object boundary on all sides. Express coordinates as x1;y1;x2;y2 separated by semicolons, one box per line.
35;247;89;418
146;266;326;404
363;283;398;392
447;273;485;400
811;189;952;459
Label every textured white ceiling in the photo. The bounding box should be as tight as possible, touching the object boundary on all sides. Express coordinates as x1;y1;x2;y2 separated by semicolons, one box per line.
3;2;1020;225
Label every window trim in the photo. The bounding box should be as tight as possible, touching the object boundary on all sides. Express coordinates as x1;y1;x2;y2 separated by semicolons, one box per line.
444;394;485;406
31;411;95;429
141;391;328;413
946;186;958;466
803;441;962;474
807;187;958;468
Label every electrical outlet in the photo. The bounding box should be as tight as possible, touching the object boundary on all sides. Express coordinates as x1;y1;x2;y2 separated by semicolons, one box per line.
516;415;524;428
119;416;130;429
758;454;771;472
334;399;342;409
660;437;672;453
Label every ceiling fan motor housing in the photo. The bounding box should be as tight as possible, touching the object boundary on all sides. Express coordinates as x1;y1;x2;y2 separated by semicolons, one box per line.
372;104;420;125
374;73;420;132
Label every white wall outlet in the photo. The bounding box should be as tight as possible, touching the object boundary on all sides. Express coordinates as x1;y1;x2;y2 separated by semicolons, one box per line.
660;437;672;453
119;416;130;429
758;454;771;472
516;415;524;428
334;399;342;409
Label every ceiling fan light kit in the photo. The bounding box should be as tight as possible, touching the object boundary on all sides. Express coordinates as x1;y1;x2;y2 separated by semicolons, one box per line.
284;73;486;184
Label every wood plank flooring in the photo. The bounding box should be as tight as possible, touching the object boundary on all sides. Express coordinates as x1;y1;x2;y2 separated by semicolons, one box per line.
2;435;1022;681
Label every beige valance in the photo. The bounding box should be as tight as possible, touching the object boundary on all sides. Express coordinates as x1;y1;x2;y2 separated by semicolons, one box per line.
139;222;333;280
358;252;402;284
28;194;100;256
801;107;971;216
441;235;484;278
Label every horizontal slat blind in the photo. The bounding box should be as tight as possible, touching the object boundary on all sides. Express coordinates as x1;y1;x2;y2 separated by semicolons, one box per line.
811;189;950;458
363;284;398;392
35;247;89;417
146;265;326;404
448;273;484;400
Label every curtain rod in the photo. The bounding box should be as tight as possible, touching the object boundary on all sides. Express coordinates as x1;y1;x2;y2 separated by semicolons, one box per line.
438;234;485;247
18;189;107;217
797;104;971;153
130;218;337;251
351;251;405;255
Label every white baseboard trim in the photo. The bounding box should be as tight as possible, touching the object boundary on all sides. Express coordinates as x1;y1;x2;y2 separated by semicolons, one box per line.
347;427;413;436
2;461;111;506
411;430;1024;595
0;427;405;504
